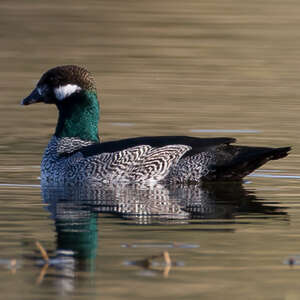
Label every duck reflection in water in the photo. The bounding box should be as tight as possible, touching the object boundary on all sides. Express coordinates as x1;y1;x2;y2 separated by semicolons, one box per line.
37;199;98;293
40;182;287;291
43;182;286;224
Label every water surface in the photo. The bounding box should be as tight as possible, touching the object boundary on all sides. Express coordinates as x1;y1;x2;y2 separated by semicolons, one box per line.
1;1;300;299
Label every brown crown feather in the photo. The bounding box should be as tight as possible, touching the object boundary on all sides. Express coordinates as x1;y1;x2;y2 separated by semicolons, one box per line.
38;65;97;92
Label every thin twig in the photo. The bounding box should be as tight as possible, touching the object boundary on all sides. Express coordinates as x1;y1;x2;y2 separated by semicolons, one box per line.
35;241;49;262
163;251;171;266
162;251;171;278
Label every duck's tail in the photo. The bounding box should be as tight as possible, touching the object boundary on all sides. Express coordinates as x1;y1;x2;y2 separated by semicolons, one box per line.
209;146;291;181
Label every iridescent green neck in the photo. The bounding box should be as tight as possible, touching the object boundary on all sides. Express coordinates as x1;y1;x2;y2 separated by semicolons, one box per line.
55;90;100;142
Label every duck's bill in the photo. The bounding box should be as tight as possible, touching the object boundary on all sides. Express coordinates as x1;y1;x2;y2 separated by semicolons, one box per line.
21;88;43;105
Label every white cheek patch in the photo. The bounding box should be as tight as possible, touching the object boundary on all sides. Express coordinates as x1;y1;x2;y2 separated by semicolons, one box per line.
54;84;82;101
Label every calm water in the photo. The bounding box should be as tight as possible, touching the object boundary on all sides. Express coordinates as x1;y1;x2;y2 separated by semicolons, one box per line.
1;0;300;299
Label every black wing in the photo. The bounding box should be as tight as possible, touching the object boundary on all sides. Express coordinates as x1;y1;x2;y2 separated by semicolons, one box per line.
79;136;236;158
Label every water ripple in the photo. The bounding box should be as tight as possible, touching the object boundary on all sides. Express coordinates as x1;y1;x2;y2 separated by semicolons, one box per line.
190;129;260;133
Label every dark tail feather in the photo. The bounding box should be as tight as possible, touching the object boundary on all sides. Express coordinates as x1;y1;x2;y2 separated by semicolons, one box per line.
212;146;291;181
267;146;291;160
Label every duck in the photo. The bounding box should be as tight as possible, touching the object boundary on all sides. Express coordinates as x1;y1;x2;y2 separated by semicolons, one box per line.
21;65;291;185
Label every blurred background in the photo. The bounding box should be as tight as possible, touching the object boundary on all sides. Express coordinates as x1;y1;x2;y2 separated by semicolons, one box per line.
2;1;299;152
1;1;300;299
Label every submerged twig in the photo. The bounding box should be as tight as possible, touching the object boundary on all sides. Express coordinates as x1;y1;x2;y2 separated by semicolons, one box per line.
36;263;49;285
35;241;50;284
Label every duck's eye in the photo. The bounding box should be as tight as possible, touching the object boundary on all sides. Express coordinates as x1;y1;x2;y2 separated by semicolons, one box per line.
54;84;82;101
37;85;48;96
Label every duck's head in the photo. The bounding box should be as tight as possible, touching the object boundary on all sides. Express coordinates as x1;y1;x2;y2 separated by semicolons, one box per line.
22;65;100;142
22;65;97;106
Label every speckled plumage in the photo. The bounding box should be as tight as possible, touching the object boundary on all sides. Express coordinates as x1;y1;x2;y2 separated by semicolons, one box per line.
41;136;193;185
22;65;291;185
